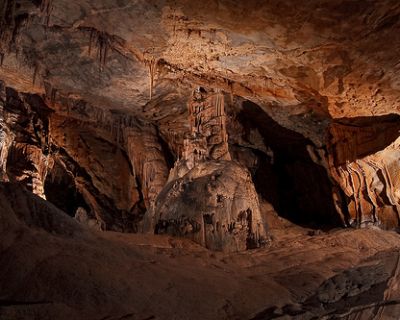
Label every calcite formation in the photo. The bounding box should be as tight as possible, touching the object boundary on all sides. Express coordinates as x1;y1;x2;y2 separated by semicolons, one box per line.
152;160;268;252
327;141;400;230
0;0;400;243
145;87;268;251
0;104;13;180
303;115;400;230
2;1;400;318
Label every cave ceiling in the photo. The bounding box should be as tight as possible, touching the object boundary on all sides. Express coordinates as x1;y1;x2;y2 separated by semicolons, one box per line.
1;0;400;145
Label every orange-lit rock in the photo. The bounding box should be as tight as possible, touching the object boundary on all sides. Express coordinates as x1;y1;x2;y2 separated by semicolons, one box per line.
2;0;400;318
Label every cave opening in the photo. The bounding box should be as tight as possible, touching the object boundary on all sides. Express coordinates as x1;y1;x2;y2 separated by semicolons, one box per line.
237;100;342;229
44;162;90;217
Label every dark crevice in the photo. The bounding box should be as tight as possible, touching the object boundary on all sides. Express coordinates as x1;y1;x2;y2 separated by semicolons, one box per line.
0;300;53;306
44;161;90;217
237;100;342;229
54;147;141;231
157;128;176;169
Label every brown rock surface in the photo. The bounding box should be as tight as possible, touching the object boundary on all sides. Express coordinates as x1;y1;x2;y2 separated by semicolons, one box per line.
144;87;268;252
1;0;400;231
1;182;400;319
1;0;400;317
151;160;268;252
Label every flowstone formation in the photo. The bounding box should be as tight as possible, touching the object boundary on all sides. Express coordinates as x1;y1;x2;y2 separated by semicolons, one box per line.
324;117;400;230
145;88;268;252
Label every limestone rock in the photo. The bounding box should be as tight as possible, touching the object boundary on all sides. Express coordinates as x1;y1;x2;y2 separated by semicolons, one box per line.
0;104;13;181
144;88;268;251
75;206;103;230
151;160;268;252
1;0;400;235
124;124;169;210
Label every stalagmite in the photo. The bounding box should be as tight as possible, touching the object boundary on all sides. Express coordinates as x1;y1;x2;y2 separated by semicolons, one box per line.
145;87;268;251
0;104;13;181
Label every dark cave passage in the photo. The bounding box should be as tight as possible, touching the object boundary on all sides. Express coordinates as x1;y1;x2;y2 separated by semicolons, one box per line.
44;162;89;217
238;100;342;229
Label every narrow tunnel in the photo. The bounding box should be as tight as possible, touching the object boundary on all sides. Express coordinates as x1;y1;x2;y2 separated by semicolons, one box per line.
236;100;342;229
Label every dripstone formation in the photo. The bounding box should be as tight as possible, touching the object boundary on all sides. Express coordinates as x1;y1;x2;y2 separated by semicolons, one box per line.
1;0;400;244
153;160;268;252
145;88;268;252
2;1;400;318
145;87;267;251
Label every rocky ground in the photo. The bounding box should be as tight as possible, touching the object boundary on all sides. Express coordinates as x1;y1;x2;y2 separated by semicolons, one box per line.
1;182;400;320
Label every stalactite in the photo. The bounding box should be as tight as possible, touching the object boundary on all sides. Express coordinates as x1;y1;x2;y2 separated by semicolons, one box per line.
88;29;95;55
0;0;9;25
116;116;121;147
226;79;234;104
358;161;379;223
346;162;360;226
146;56;158;100
86;28;111;72
9;0;15;30
32;63;39;85
367;160;381;222
353;161;376;224
353;164;365;225
40;0;53;27
0;0;15;55
50;87;57;106
0;110;14;180
96;31;109;72
382;164;396;205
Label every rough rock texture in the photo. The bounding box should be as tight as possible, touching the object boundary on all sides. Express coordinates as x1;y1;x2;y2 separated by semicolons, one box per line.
1;182;400;320
0;81;172;231
125;123;170;210
1;0;400;232
143;87;268;252
0;104;13;180
2;1;400;315
184;87;230;163
325;118;400;229
152;160;267;252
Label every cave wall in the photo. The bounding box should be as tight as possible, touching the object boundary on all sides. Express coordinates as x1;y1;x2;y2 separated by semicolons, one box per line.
1;0;400;236
0;80;173;231
2;77;400;234
325;117;400;229
226;99;342;228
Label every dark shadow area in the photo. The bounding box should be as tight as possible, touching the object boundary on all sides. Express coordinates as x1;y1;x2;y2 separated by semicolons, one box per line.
237;100;342;229
44;162;89;217
158;132;176;169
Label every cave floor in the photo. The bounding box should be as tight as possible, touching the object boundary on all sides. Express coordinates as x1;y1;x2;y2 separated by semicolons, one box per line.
2;185;400;320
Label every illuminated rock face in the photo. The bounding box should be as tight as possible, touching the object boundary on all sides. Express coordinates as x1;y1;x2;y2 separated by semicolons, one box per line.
307;115;400;230
154;160;268;252
1;1;400;237
144;88;268;251
184;87;230;165
0;104;13;180
3;2;400;318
